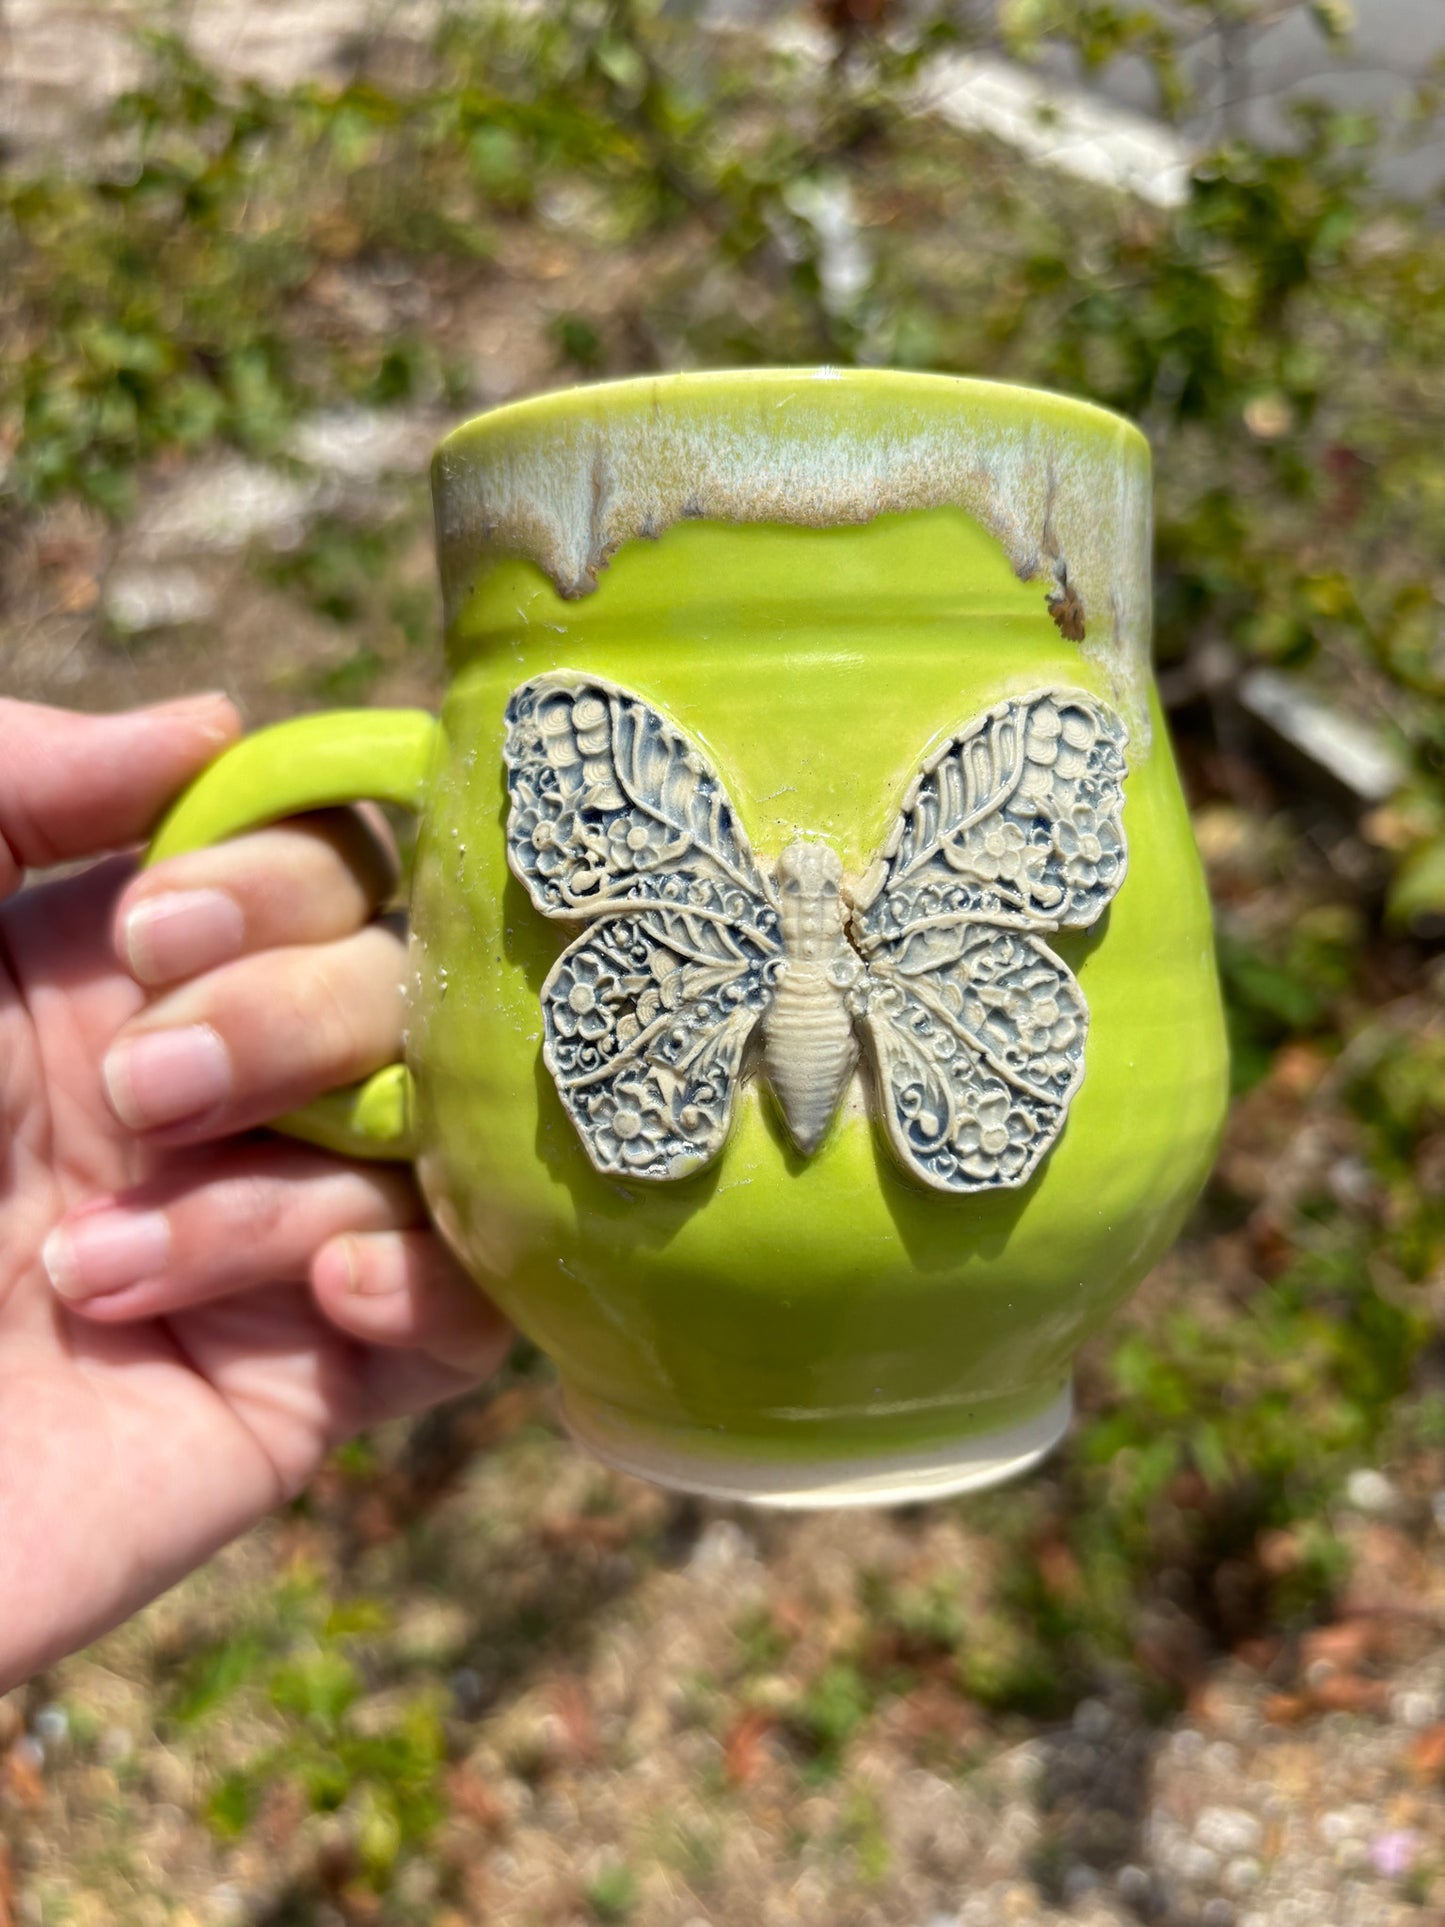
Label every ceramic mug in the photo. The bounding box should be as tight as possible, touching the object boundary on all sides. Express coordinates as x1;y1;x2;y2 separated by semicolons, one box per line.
150;369;1228;1507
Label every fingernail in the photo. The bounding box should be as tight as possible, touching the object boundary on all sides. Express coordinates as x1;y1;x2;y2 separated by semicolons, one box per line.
150;691;239;746
342;1236;405;1296
103;1024;232;1130
43;1209;171;1300
123;890;245;986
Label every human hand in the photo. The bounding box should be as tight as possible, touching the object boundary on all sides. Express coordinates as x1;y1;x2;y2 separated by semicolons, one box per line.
0;695;510;1691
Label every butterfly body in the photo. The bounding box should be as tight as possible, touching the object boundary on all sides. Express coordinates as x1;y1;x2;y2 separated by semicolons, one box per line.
503;673;1129;1194
760;841;860;1154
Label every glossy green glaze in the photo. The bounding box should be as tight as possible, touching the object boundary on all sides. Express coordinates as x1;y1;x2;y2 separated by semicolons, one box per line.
412;373;1227;1472
151;370;1229;1494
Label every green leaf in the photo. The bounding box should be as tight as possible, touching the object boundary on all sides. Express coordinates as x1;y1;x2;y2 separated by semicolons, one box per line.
1309;0;1356;43
269;1647;362;1731
206;1771;260;1837
169;1631;271;1725
1388;838;1445;928
585;1865;638;1922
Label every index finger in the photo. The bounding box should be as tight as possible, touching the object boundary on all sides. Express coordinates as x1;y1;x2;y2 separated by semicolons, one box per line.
0;694;240;898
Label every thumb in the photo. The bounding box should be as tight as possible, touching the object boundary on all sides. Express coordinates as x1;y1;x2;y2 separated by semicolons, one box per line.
0;693;242;899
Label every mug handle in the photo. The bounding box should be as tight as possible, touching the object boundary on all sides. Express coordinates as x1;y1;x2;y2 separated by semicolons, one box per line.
145;707;441;1162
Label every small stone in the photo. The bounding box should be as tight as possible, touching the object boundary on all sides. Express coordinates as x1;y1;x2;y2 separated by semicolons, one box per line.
395;1860;440;1906
1223;1857;1262;1895
286;406;434;482
1072;1697;1111;1741
1202;1740;1241;1775
32;1704;68;1747
130;458;316;556
105;563;216;633
1116;1865;1152;1906
1195;1807;1263;1858
1168;1725;1206;1762
1062;1864;1100;1903
1201;1903;1236;1927
687;1518;757;1578
146;1747;192;1805
1344;1468;1399;1515
98;1726;134;1765
994;1739;1044;1790
1178;1844;1221;1885
449;1666;484;1716
1391;1689;1438;1729
1318;1805;1371;1845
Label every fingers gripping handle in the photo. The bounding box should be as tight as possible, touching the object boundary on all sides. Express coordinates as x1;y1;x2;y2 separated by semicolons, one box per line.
145;708;440;1162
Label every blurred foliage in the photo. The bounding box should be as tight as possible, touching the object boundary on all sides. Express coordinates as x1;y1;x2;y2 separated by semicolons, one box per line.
167;1562;448;1890
5;1;1445;1904
584;1864;640;1920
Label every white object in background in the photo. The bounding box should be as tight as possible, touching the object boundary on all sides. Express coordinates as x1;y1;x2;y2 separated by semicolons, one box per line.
917;52;1194;210
1238;665;1405;805
781;175;874;314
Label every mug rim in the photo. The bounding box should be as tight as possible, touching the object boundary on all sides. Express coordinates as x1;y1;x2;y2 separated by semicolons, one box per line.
429;364;1155;736
434;365;1150;470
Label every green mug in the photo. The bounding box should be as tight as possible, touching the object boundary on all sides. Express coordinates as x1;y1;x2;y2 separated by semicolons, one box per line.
150;369;1228;1507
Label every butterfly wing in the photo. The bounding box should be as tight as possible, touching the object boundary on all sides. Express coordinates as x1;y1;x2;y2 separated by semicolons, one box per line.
852;689;1128;1195
542;909;773;1180
505;673;779;940
505;674;780;1181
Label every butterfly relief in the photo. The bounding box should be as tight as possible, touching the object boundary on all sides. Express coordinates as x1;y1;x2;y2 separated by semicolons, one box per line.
503;673;1128;1194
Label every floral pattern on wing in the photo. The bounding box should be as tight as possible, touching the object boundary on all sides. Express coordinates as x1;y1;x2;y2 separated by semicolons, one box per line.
542;910;777;1180
857;929;1088;1192
505;674;781;947
849;688;1128;1194
851;690;1128;948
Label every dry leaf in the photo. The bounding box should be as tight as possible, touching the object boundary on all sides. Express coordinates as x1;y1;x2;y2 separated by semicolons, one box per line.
538;1513;634;1553
256;1777;308;1854
1263;1692;1313;1725
1301;1617;1380;1672
1409;1725;1445;1784
1256;1528;1305;1577
723;1709;775;1787
1268;1042;1330;1099
1232;1635;1285;1674
445;1764;507;1831
550;1677;600;1765
1036;1535;1084;1600
463;1386;545;1450
893;1681;976;1751
1;1745;44;1812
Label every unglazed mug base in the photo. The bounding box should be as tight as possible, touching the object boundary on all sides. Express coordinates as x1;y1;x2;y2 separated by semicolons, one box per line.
559;1380;1074;1510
